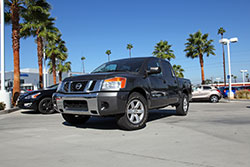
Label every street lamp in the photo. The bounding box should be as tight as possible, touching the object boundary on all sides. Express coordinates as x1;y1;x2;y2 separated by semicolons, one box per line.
240;70;248;86
219;37;238;100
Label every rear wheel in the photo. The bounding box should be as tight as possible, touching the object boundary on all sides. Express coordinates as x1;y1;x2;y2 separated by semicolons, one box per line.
176;94;189;116
62;113;90;125
210;95;219;103
38;97;54;114
116;92;148;130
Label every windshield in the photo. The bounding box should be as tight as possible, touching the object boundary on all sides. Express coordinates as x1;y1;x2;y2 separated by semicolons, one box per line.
92;59;145;73
46;84;58;89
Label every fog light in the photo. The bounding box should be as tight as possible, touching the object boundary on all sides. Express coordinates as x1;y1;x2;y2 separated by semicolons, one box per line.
101;102;109;111
24;102;32;107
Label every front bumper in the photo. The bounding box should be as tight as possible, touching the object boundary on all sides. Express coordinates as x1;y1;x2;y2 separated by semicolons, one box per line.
53;91;129;116
17;98;38;110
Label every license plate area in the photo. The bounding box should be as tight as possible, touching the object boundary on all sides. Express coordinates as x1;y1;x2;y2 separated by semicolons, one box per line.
63;100;88;111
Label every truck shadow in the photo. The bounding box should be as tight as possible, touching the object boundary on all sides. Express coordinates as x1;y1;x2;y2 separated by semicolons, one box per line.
62;109;176;130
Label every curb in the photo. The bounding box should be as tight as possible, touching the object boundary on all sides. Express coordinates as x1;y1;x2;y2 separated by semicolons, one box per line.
0;107;20;115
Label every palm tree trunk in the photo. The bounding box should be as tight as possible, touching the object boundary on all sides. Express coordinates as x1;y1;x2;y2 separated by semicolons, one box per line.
11;4;20;106
199;54;205;84
59;71;62;82
37;36;43;89
221;35;226;86
129;49;131;58
52;56;57;84
108;55;110;62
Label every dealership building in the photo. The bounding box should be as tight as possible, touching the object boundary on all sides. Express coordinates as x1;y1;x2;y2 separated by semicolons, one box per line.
0;68;84;91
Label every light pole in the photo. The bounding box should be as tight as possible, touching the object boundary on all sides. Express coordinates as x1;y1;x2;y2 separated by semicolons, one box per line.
240;70;248;86
0;0;11;109
219;37;238;100
42;38;47;88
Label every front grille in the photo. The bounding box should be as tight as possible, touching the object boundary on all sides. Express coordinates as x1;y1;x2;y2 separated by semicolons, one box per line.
70;81;88;92
61;80;99;93
63;100;88;110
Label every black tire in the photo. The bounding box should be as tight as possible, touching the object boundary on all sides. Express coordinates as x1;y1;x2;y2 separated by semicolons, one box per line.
116;92;148;130
38;97;55;114
62;113;90;125
209;95;219;103
176;94;189;116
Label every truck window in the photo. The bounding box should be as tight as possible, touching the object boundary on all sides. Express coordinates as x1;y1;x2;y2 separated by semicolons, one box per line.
162;61;175;79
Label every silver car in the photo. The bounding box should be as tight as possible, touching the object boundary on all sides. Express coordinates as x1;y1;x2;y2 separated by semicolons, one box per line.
192;85;222;103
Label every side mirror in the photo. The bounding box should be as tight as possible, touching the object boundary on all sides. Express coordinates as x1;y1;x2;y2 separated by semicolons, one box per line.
147;67;161;75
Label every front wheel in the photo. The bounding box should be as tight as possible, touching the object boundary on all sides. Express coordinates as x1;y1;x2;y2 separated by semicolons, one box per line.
62;114;90;125
210;95;219;103
176;94;189;116
38;97;55;114
116;92;148;130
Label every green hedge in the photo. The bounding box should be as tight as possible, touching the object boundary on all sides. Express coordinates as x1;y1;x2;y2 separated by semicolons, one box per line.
236;90;250;99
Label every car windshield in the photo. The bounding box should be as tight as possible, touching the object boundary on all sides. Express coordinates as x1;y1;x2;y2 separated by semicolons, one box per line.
45;84;58;89
92;59;145;73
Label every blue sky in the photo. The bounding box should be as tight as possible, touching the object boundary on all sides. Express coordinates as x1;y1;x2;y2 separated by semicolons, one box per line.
3;0;250;84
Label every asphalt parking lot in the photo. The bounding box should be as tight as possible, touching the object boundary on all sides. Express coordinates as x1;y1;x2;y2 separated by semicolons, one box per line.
0;101;250;167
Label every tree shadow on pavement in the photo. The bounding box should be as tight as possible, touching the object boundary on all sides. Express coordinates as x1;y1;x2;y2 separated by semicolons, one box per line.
62;109;176;130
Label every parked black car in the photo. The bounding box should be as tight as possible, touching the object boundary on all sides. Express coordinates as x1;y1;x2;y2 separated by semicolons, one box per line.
17;84;58;114
53;57;192;130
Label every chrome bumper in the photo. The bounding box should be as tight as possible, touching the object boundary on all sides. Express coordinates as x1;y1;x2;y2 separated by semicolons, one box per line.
53;93;100;116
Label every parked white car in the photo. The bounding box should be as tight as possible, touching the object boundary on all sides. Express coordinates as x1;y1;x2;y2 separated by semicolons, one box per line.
192;85;222;103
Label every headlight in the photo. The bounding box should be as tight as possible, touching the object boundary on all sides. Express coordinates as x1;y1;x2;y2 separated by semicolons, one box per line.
24;92;41;99
102;77;127;90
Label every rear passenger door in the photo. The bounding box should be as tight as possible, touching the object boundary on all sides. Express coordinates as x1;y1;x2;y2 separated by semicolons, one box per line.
161;61;179;104
147;59;167;108
200;86;212;98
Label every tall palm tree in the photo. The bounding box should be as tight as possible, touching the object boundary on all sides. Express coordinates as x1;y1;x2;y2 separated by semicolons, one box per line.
81;56;85;73
4;0;27;105
172;64;184;78
218;27;226;86
106;50;111;62
184;30;215;84
126;44;133;58
152;40;175;61
46;35;68;84
20;0;53;89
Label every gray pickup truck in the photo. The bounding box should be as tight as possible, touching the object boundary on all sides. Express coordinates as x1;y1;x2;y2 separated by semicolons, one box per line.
53;57;192;130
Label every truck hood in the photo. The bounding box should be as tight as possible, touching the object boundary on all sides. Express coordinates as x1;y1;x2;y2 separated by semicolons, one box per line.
63;72;139;81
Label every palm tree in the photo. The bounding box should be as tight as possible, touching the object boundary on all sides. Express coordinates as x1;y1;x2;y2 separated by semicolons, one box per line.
184;30;215;84
172;64;184;78
57;61;71;82
126;44;133;58
81;56;85;73
152;40;175;61
20;0;53;89
218;27;226;86
246;73;249;82
106;50;111;62
4;0;27;105
46;35;68;84
233;75;237;83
